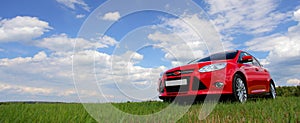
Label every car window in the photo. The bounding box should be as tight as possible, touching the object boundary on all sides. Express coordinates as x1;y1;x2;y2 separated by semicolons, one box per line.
188;51;238;64
252;57;261;67
238;52;250;63
239;52;261;67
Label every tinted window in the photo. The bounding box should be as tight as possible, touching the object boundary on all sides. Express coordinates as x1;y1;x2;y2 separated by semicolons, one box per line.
188;51;238;64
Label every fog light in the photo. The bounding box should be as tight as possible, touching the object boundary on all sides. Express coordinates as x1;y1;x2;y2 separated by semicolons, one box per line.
214;82;224;88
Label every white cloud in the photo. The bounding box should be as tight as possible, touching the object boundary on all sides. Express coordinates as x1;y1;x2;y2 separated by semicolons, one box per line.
102;11;121;21
245;8;300;86
100;50;166;101
0;57;31;66
0;83;53;95
37;33;117;52
33;51;47;61
72;48;167;102
148;31;205;66
294;8;300;21
148;14;228;66
205;0;291;41
257;58;269;66
130;51;144;61
0;49;100;101
246;34;300;59
287;78;300;85
0;40;165;102
56;0;90;12
245;8;300;61
76;14;86;19
97;35;118;46
0;82;79;100
0;16;52;42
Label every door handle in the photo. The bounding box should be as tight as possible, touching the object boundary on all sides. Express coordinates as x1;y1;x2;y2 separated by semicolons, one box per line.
255;68;259;71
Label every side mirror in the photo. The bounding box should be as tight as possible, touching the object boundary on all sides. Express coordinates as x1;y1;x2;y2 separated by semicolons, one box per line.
241;56;253;63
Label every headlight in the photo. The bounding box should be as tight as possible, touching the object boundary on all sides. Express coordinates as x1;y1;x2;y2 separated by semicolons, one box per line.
198;62;227;72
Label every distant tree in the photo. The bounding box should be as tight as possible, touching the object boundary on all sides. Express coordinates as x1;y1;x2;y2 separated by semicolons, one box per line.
276;86;300;97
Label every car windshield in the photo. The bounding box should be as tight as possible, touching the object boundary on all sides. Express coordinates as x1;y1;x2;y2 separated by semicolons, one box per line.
188;51;238;64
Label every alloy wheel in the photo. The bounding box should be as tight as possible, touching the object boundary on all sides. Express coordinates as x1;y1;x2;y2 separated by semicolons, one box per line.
270;83;276;99
235;78;247;103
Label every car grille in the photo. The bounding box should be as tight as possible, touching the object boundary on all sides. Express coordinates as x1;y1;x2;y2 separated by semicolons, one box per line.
166;69;194;77
164;77;207;92
165;77;190;92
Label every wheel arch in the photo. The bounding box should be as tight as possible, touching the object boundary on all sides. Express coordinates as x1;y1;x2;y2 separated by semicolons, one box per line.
233;71;247;85
232;71;248;92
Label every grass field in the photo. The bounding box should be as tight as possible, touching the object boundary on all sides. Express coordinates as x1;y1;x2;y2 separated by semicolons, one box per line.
0;96;299;122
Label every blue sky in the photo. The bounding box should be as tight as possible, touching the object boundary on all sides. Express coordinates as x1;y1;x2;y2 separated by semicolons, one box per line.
0;0;300;102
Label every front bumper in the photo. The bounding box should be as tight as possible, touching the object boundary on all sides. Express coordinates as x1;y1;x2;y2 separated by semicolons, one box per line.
158;69;233;99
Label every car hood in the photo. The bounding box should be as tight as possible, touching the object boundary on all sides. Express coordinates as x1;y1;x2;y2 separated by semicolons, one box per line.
165;60;229;73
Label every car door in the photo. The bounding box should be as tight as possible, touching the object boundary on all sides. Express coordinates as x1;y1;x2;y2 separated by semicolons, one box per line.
251;56;269;93
238;52;262;94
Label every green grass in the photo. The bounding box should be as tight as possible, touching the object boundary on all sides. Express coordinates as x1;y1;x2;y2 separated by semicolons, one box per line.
0;97;299;122
178;97;299;122
0;103;96;123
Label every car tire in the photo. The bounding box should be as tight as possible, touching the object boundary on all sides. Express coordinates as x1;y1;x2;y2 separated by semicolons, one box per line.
266;82;276;99
232;74;247;103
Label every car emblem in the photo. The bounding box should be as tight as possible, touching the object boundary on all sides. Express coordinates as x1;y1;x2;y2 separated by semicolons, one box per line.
173;71;181;76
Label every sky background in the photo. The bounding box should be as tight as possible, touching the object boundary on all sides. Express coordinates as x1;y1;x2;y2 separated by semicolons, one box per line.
0;0;300;102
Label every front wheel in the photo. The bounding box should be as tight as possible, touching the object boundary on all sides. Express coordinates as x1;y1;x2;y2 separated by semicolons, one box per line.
266;83;276;99
232;74;247;103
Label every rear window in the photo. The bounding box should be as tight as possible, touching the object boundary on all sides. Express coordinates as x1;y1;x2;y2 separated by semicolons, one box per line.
188;51;238;64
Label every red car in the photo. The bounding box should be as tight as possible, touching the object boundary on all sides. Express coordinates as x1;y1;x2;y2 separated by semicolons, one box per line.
158;50;276;103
